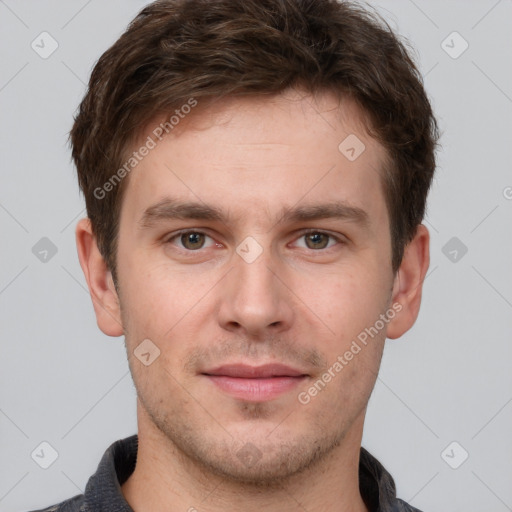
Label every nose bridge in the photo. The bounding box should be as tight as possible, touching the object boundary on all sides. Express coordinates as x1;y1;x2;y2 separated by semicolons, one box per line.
218;241;293;335
236;249;276;301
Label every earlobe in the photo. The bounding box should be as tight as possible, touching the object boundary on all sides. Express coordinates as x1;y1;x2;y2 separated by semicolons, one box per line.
75;218;124;337
386;224;430;340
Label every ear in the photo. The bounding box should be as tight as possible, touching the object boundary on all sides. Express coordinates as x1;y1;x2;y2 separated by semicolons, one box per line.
75;218;124;337
386;224;430;339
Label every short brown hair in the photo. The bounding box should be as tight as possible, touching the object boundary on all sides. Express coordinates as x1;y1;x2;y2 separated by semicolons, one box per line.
70;0;439;281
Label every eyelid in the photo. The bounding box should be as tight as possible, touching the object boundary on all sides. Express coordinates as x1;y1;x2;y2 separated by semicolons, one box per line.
164;229;219;248
291;228;346;247
297;228;345;239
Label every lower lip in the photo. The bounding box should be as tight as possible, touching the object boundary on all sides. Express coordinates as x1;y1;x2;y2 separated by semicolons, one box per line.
205;375;306;401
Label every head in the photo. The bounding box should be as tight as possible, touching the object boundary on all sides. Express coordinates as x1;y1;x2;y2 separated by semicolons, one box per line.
74;0;437;485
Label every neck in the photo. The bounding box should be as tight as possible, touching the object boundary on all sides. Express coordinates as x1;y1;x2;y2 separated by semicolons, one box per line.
121;403;369;512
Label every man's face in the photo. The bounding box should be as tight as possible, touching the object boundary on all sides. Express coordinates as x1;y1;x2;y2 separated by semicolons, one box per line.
115;89;396;483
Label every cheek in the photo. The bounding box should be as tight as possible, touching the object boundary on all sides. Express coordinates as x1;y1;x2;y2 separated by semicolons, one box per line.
298;336;384;425
305;265;391;339
120;259;195;330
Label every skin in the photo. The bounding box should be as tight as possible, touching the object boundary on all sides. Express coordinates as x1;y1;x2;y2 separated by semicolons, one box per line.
76;88;429;512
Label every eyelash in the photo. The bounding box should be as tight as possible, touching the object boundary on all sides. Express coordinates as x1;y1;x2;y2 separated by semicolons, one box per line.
164;229;344;252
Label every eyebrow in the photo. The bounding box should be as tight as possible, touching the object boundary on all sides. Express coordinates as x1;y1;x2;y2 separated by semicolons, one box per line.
138;198;369;230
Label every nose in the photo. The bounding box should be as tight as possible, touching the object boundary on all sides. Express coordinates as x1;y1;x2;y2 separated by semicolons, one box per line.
217;246;294;338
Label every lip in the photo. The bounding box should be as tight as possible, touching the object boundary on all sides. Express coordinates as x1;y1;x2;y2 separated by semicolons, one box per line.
202;363;308;401
204;363;306;378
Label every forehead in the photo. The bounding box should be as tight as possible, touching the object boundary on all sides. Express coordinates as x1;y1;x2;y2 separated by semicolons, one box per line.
120;89;389;227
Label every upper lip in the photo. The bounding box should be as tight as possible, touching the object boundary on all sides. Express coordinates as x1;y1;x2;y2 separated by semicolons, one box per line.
202;363;307;378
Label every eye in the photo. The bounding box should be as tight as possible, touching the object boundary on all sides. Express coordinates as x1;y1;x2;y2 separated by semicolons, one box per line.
167;231;217;251
294;231;340;250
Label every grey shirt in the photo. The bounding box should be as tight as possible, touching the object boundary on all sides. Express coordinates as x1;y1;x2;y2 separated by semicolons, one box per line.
29;435;423;512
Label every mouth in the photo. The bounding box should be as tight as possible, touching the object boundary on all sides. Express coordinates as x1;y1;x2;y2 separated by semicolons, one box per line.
201;363;308;402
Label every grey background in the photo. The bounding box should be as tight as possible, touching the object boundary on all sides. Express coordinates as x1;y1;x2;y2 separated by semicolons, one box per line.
1;1;511;511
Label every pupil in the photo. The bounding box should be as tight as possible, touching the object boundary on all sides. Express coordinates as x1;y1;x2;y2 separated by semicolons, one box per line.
182;232;203;249
307;233;327;249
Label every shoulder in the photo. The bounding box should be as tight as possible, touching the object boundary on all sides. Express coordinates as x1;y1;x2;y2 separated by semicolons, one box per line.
26;494;86;512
